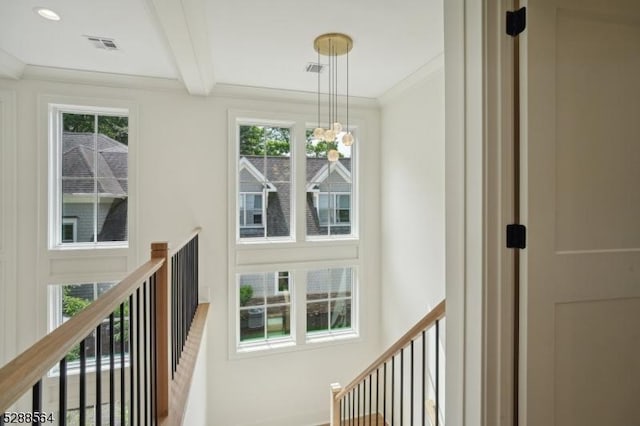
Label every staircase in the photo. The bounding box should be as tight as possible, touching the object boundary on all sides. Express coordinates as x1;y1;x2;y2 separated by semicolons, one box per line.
0;228;207;425
329;300;445;426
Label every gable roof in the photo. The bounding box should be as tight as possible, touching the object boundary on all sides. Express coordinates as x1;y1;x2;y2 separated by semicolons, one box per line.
62;132;128;196
239;155;352;238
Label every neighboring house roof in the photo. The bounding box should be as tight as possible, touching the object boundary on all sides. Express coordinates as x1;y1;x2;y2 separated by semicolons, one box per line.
62;132;128;196
240;155;352;237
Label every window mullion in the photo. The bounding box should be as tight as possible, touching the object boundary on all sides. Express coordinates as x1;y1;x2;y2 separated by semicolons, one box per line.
93;114;99;244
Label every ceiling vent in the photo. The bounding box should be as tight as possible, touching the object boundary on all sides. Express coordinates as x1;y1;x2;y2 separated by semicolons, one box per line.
305;62;325;73
86;36;119;51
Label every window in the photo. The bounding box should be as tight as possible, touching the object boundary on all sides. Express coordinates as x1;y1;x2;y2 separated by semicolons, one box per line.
306;130;354;237
62;217;78;243
49;282;129;373
318;193;351;226
238;272;293;347
306;267;354;336
50;105;129;248
237;125;291;240
239;193;264;228
231;114;360;355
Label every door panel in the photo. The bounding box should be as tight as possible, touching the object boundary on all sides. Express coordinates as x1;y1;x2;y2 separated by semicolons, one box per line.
525;0;640;425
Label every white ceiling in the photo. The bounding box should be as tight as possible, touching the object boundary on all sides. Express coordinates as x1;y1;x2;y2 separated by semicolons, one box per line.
0;0;443;99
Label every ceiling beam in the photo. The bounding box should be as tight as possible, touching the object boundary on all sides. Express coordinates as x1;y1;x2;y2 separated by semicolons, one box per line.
146;0;215;96
0;48;25;80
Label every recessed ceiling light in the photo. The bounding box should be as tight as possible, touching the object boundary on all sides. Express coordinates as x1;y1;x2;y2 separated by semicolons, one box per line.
34;7;61;21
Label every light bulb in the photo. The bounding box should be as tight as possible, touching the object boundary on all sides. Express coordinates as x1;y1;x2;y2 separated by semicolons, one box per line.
323;129;336;142
332;122;343;133
342;132;354;146
313;127;325;139
328;149;340;162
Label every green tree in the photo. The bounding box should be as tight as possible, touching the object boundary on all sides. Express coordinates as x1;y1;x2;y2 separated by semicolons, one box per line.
63;113;129;145
239;125;290;156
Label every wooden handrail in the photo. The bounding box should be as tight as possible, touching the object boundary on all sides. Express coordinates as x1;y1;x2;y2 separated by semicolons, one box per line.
0;258;164;412
169;227;202;257
335;299;445;400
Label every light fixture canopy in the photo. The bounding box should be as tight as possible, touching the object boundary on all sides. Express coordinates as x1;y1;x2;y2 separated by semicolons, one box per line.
34;7;61;21
313;33;354;162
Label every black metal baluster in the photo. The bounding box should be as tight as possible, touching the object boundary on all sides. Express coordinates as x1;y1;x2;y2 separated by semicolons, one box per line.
120;302;125;426
59;357;67;426
383;362;386;425
109;313;115;426
96;324;102;426
351;389;354;426
152;274;158;424
411;340;414;426
143;282;149;426
376;368;379;426
435;321;440;426
391;356;395;426
80;339;86;426
356;383;360;425
172;255;176;377
422;330;426;426
400;348;404;426
129;295;135;426
136;288;141;426
32;380;42;426
369;374;372;425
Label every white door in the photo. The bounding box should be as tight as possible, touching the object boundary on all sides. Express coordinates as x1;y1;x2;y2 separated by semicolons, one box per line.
524;0;640;425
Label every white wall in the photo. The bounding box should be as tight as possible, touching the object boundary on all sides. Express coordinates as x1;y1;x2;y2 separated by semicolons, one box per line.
379;56;446;348
0;73;381;425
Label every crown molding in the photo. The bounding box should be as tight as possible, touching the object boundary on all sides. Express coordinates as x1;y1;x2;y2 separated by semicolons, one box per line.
20;65;185;92
378;52;445;107
212;83;379;110
0;48;25;80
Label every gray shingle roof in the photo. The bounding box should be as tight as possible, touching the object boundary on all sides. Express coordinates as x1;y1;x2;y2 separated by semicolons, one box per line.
62;132;128;196
241;155;352;237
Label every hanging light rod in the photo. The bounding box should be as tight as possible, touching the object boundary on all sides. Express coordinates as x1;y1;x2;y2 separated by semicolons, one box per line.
312;33;354;162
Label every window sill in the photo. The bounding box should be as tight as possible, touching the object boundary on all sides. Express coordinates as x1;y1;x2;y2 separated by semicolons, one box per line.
49;242;129;253
231;331;360;360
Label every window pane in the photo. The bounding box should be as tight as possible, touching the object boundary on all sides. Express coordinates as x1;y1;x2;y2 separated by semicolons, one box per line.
306;267;354;334
267;306;290;338
330;299;352;329
62;179;95;243
238;125;291;239
306;130;353;237
238;271;292;345
59;112;128;245
307;301;329;333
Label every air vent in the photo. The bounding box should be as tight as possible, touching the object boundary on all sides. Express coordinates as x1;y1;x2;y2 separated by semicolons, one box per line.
305;62;325;73
86;36;119;51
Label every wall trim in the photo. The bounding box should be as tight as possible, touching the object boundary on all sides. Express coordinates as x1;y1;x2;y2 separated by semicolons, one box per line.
0;89;18;364
212;83;379;109
22;65;185;92
0;48;25;80
378;52;445;107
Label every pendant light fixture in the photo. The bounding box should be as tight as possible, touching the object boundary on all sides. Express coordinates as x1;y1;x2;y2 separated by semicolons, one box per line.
313;33;354;162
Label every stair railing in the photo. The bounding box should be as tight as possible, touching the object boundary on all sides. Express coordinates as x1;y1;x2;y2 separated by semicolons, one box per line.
330;300;446;426
0;227;204;426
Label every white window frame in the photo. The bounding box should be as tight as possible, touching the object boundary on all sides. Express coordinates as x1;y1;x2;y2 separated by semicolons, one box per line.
235;120;294;243
48;103;129;250
228;110;362;358
236;271;295;352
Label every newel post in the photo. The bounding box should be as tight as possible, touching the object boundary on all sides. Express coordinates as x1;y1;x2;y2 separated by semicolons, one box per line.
330;383;342;426
151;242;170;418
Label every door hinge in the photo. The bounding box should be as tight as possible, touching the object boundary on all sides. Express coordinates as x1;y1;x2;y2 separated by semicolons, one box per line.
506;224;527;249
506;7;527;37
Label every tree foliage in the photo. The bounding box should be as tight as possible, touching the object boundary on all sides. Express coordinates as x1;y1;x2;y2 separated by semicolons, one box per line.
239;125;290;156
63;113;129;145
